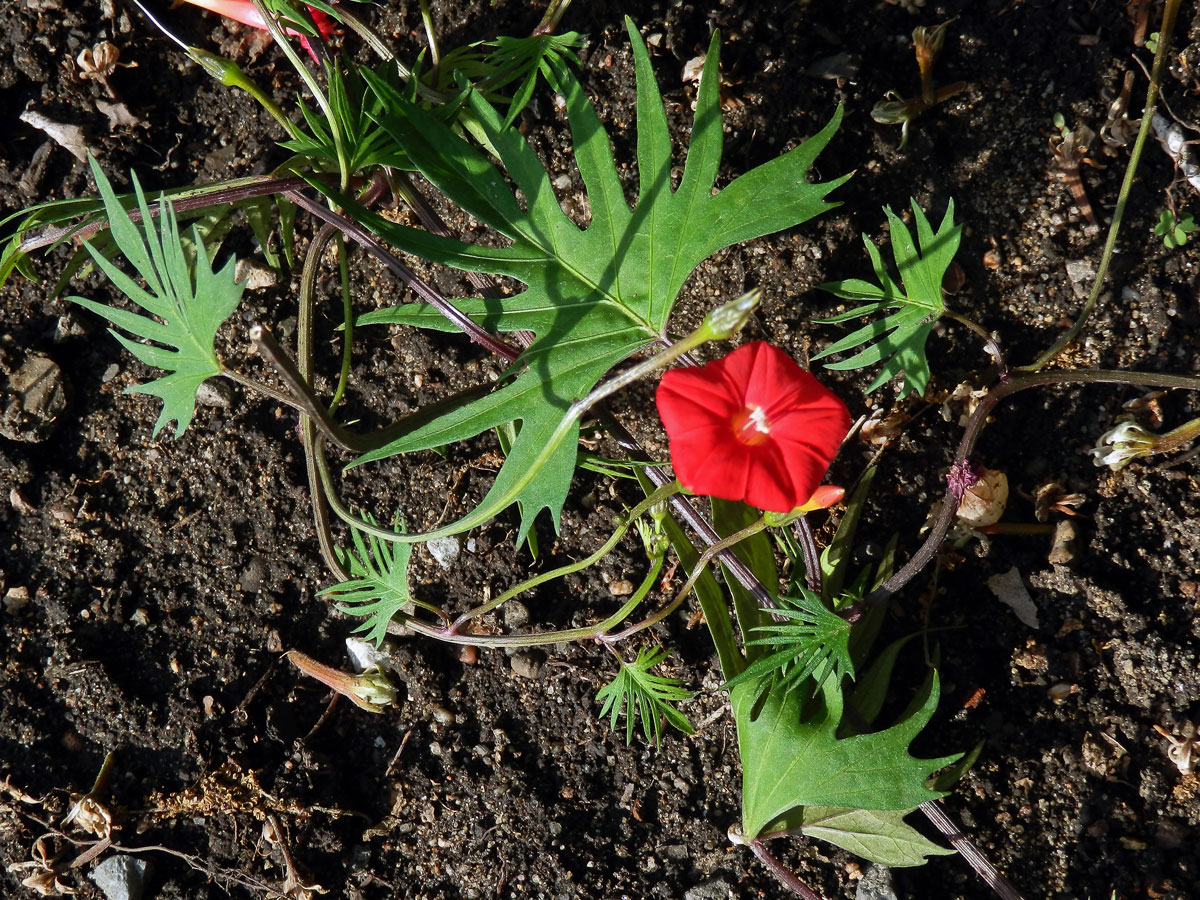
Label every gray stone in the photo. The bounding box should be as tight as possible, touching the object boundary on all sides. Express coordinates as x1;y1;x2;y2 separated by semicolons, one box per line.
855;864;897;900
426;536;461;569
234;257;277;291
684;876;733;900
196;379;233;408
502;599;530;629
90;855;148;900
239;556;267;593
510;650;546;679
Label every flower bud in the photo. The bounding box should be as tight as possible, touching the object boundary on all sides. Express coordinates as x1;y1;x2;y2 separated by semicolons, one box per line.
286;650;397;713
700;289;760;341
1090;420;1157;470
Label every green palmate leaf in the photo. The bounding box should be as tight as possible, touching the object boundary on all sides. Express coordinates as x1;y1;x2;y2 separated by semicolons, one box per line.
321;515;417;647
596;645;695;746
735;671;957;840
723;588;854;699
762;806;952;867
69;159;243;438
814;199;961;398
338;18;845;542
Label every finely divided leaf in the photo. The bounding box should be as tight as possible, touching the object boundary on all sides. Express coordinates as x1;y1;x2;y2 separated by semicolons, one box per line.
723;588;854;698
597;645;695;746
338;18;845;542
735;672;957;840
69;159;242;438
321;516;416;647
814;199;961;398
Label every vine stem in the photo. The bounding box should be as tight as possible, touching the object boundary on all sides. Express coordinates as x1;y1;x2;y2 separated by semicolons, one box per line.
19;174;315;254
599;514;767;643
920;800;1027;900
853;367;1200;615
748;840;825;900
1019;0;1182;372
250;0;350;190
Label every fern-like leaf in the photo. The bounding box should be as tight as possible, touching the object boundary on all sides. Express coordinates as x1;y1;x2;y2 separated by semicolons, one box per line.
68;158;242;437
434;32;585;129
596;646;695;746
814;199;961;398
723;588;854;698
320;516;417;647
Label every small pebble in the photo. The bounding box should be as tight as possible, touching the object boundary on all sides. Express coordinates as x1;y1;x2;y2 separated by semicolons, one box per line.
1047;682;1080;702
54;312;90;343
238;556;267;593
684;876;734;900
9;487;35;514
1013;641;1049;672
0;354;68;442
855;864;897;900
453;645;478;665
1048;519;1079;566
609;578;635;596
3;586;30;614
196;379;233;408
426;536;461;569
48;501;76;525
90;854;149;900
233;257;277;290
503;600;530;629
511;650;546;679
431;706;456;726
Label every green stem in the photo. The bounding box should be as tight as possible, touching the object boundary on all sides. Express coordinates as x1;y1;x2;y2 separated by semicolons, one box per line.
329;233;354;412
601;515;768;644
533;0;575;35
399;552;666;649
417;0;441;74
446;483;678;631
187;48;302;139
1152;415;1200;455
1019;0;1182;372
321;291;761;545
250;0;350;190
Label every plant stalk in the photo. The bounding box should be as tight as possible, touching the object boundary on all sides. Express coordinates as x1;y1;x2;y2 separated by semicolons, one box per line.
1020;0;1182;372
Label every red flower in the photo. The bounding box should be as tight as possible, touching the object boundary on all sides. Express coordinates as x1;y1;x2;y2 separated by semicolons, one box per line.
656;341;851;513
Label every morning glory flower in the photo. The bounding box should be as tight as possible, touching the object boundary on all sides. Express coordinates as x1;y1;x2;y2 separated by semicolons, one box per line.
655;341;851;513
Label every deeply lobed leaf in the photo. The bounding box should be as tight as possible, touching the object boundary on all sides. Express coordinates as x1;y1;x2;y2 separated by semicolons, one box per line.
68;159;243;438
734;671;957;840
814;199;961;398
338;18;845;542
321;515;417;647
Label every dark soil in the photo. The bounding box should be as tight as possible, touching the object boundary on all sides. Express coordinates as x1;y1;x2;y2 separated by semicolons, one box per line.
2;2;1199;899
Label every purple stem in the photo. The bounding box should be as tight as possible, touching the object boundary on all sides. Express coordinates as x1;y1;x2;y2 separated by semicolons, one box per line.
284;188;522;362
19;174;314;253
920;801;1027;900
749;840;825;900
